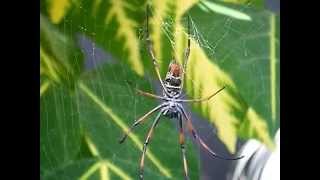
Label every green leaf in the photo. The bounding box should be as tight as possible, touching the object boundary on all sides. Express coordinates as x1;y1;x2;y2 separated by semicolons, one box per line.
200;0;252;21
40;85;82;177
105;0;144;75
40;59;199;180
216;0;264;9
41;159;97;180
40;79;51;97
148;0;171;63
184;6;279;151
40;14;83;89
41;1;200;179
52;0;146;77
149;1;277;152
79;135;133;180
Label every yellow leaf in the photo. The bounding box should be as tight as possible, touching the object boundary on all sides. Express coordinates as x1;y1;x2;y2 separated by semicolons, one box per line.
221;0;250;4
175;0;199;18
150;0;171;62
173;0;199;63
79;82;172;178
184;37;273;153
48;0;71;24
80;135;133;180
241;108;275;149
40;80;51;97
187;40;240;152
106;0;144;76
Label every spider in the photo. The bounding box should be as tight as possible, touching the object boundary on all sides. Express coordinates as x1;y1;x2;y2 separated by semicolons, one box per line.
119;5;244;180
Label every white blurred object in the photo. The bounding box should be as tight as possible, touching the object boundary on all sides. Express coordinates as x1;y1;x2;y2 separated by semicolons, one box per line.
260;130;280;180
231;129;280;180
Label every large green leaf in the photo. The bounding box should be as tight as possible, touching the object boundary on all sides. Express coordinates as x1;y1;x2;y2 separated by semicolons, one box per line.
50;0;146;76
40;43;200;180
188;5;280;134
41;158;97;180
215;0;265;9
155;1;278;152
40;85;82;177
198;0;252;21
40;14;83;89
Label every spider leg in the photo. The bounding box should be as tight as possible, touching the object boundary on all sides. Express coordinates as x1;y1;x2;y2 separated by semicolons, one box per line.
124;80;168;100
145;5;169;95
178;105;244;160
119;103;166;144
135;88;168;101
177;86;225;103
178;113;190;180
180;15;191;90
139;110;163;180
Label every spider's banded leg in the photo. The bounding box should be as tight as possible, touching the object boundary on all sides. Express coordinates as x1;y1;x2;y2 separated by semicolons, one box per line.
178;113;190;180
119;103;166;144
178;105;244;160
124;80;167;100
183;15;191;73
135;89;168;100
139;111;163;180
145;5;169;94
180;15;191;91
177;86;225;103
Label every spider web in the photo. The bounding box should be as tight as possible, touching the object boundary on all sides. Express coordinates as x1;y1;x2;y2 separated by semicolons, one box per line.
40;1;279;180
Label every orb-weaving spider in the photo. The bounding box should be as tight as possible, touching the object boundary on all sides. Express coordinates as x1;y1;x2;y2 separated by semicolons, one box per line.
119;5;244;180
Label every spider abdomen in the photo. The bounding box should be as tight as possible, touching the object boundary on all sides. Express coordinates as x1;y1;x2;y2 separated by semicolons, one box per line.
163;102;180;119
163;110;178;119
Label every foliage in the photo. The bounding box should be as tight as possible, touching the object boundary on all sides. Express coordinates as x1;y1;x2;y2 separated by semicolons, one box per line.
40;0;279;179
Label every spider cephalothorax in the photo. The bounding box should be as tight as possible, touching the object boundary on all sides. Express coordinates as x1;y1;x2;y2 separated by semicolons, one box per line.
119;5;244;180
164;61;183;97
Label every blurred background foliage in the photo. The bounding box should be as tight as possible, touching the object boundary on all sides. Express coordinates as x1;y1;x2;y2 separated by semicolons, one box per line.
40;0;279;179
